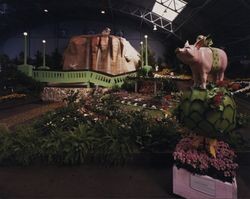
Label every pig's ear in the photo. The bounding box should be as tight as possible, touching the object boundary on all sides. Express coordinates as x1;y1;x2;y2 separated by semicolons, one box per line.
184;40;189;47
195;39;205;49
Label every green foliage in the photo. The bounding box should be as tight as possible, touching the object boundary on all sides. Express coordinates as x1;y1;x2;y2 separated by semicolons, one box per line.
162;79;178;93
39;124;95;165
93;120;136;165
34;51;43;67
142;45;156;67
236;112;250;128
61;125;96;165
0;123;9;134
222;131;249;150
34;105;88;135
0;126;38;165
124;111;180;152
15;70;45;95
63;90;81;106
121;78;136;92
111;84;120;92
137;67;153;77
0;93;182;166
49;48;63;70
0;54;10;66
0;66;45;96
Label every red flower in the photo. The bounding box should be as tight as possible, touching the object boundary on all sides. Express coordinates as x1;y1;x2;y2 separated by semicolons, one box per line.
213;92;224;106
216;80;229;88
164;95;172;101
229;83;241;91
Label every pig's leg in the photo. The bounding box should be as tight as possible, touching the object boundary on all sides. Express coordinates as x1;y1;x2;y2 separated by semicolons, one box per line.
218;72;224;82
192;71;199;87
201;73;208;89
190;67;197;87
212;73;217;83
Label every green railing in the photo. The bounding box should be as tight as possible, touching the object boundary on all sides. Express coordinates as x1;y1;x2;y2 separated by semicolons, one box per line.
18;65;136;88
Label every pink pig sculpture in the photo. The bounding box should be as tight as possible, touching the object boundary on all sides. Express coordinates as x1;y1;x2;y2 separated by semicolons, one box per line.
175;39;228;89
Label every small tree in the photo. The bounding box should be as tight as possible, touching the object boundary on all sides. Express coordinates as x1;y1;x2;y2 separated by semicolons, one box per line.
51;48;63;69
35;50;43;67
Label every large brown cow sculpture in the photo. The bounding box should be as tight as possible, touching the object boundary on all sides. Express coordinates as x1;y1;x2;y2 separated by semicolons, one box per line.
63;28;140;75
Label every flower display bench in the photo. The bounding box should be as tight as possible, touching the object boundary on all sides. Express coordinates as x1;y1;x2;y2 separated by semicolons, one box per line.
173;166;237;199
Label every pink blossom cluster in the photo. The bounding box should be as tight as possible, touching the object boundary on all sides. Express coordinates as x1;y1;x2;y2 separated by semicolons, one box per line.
173;137;238;179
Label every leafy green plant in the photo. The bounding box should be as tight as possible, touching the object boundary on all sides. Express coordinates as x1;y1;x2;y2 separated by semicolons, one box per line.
15;69;45;96
39;130;64;164
61;125;96;165
0;126;38;165
162;79;178;93
34;105;88;135
121;78;136;92
0;123;9;134
93;119;136;165
236;112;250;128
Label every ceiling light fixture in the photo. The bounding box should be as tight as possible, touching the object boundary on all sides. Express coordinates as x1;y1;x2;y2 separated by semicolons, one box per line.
44;9;48;13
101;10;105;14
153;25;157;31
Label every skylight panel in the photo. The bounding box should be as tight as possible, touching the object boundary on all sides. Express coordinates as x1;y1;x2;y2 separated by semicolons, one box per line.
152;0;187;22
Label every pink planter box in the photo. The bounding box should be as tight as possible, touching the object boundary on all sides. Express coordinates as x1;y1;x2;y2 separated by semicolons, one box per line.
173;165;237;199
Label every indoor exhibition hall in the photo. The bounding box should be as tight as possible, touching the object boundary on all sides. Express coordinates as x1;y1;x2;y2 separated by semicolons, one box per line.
0;0;249;198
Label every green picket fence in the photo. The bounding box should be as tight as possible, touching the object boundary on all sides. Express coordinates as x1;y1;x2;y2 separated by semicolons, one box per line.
18;65;136;88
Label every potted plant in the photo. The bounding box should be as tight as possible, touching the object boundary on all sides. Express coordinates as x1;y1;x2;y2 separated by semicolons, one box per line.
172;136;238;199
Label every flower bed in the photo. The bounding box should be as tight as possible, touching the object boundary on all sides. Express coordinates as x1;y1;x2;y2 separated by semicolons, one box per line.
0;93;26;102
232;81;250;101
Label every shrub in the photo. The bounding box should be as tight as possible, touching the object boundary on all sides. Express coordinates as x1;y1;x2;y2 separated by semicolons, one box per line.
34;105;88;135
0;125;38;165
60;125;96;165
121;78;136;92
93;119;136;165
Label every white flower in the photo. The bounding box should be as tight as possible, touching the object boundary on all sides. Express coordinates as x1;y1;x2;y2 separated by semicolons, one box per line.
151;105;157;109
84;114;88;117
134;103;138;106
121;100;125;104
142;104;147;107
127;101;131;105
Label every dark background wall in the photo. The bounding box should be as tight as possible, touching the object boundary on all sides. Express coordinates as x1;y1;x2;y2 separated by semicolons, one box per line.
0;19;166;63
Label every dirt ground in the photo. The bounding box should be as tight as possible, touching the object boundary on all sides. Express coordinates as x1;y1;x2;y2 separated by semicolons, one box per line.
0;100;64;128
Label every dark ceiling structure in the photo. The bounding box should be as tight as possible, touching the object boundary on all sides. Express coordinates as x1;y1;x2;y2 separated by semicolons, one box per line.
0;0;250;57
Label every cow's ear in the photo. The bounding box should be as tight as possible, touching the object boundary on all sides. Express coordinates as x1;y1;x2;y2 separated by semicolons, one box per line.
195;39;205;49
